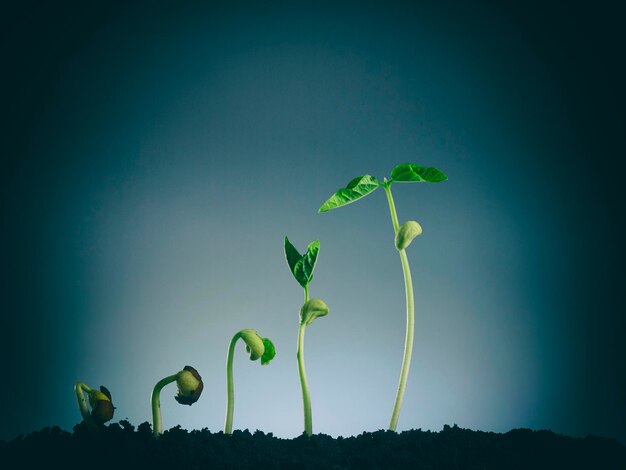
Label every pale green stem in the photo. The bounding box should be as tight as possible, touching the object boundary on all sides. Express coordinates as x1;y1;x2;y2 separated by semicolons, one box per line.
74;382;92;421
297;324;312;436
383;182;416;432
383;181;401;232
298;284;313;436
151;374;178;437
224;331;243;434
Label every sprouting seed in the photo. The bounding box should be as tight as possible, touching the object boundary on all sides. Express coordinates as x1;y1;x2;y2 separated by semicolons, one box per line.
151;365;203;437
74;382;115;427
224;329;276;434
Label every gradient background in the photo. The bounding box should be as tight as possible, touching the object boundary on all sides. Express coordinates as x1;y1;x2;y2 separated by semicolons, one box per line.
2;1;624;444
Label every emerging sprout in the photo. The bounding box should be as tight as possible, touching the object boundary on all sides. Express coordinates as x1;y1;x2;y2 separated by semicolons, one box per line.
174;367;204;405
74;382;115;427
318;163;446;431
151;366;204;437
284;236;329;436
224;329;276;434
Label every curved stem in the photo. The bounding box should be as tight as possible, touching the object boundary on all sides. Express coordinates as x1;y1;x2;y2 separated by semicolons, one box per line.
151;374;178;437
224;331;242;434
74;382;92;421
384;183;416;432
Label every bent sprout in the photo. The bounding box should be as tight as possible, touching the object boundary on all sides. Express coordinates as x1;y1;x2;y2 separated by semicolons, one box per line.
284;236;329;436
318;163;447;431
151;366;204;437
224;329;276;434
74;382;115;427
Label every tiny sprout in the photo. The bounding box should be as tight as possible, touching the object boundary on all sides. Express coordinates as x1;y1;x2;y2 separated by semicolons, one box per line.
225;329;276;434
395;221;423;250
151;365;204;437
74;383;115;426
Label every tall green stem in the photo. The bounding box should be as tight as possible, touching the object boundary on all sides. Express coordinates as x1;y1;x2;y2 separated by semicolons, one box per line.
151;374;178;437
74;382;92;421
297;324;312;436
224;331;242;434
298;284;313;436
383;182;416;432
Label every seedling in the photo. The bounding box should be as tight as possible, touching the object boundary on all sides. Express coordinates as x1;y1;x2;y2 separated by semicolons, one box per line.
151;365;204;437
224;329;276;434
284;236;329;436
74;382;115;427
318;163;447;431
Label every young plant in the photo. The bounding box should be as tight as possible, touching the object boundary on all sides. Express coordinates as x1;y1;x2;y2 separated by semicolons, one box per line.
74;382;115;427
224;329;276;434
151;365;204;437
318;163;447;431
284;236;329;436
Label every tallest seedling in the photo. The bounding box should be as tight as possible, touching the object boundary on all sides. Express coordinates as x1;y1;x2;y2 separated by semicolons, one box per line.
319;163;447;431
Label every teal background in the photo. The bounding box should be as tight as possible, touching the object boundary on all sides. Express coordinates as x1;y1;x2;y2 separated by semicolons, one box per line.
2;1;624;443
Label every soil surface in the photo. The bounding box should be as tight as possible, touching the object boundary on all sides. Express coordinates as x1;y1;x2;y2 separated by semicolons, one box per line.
1;422;624;469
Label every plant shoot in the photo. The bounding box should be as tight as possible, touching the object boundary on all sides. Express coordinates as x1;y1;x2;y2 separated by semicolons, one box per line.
151;366;204;437
284;236;329;436
224;329;276;434
74;382;115;427
318;163;447;431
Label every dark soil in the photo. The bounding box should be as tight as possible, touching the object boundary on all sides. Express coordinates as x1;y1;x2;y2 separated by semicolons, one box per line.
1;422;624;469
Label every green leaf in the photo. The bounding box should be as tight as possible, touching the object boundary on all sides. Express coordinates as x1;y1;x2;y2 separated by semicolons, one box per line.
390;164;447;183
318;174;381;212
284;236;302;278
284;237;320;288
293;240;319;288
240;329;265;361
260;338;276;365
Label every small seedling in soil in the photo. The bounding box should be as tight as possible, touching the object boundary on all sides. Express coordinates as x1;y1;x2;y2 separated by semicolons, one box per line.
319;163;446;431
284;236;329;437
74;382;115;427
151;366;203;437
224;329;276;434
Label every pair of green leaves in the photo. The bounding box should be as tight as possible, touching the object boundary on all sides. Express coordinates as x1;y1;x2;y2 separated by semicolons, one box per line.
284;239;330;327
318;163;447;213
284;237;319;288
